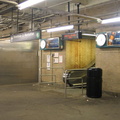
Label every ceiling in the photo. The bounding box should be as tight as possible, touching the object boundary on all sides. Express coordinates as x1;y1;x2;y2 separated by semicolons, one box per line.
0;0;119;37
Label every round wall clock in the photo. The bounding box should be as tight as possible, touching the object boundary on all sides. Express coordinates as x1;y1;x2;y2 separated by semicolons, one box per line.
96;34;106;46
40;40;46;49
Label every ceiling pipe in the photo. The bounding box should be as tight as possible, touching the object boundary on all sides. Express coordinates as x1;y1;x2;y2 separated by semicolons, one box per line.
0;0;18;6
68;13;102;23
0;6;17;15
76;3;81;31
34;14;55;21
68;2;70;25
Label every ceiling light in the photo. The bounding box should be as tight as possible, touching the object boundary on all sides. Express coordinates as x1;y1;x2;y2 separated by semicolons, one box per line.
102;17;120;24
47;25;74;32
18;0;45;10
82;33;96;36
42;30;46;32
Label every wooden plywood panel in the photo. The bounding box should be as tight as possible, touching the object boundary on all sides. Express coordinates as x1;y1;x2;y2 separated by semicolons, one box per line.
66;39;95;69
66;40;80;69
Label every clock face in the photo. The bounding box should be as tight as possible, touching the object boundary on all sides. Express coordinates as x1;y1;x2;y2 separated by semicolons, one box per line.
96;34;106;46
40;40;46;49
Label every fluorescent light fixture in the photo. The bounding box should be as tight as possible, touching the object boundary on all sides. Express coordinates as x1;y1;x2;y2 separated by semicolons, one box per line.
47;25;74;32
18;0;45;10
42;30;46;32
82;33;96;37
102;17;120;24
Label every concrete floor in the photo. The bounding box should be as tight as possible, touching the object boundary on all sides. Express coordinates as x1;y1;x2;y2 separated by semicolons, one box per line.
0;83;120;120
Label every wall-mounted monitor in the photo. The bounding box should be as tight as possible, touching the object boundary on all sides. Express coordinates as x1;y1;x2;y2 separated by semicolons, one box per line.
62;31;82;40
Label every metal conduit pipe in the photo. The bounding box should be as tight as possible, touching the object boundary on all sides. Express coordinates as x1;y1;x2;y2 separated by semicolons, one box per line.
76;3;81;31
0;0;18;6
34;14;55;21
68;13;102;23
79;0;120;11
3;9;119;26
68;2;70;25
40;16;99;29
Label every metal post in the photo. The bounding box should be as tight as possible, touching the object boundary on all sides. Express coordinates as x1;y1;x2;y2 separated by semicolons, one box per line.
81;78;83;95
68;2;70;25
11;8;13;23
76;3;81;31
40;30;42;83
50;51;54;83
31;8;34;31
64;70;68;98
68;2;71;33
37;29;41;85
17;0;19;33
17;9;19;32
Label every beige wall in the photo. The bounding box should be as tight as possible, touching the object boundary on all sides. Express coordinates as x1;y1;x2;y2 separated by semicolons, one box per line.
96;27;120;93
96;48;120;93
39;49;66;83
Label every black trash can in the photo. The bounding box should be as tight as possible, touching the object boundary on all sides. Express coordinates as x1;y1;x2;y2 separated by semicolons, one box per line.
86;68;102;98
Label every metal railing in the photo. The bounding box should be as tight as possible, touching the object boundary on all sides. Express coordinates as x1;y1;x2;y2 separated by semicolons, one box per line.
64;69;87;98
39;67;64;84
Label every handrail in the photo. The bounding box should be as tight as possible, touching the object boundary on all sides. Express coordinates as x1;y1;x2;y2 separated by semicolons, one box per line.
64;69;85;98
64;68;87;71
39;67;65;84
40;67;64;70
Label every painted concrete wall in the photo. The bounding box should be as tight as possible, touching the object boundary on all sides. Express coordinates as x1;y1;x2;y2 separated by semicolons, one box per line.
96;48;120;93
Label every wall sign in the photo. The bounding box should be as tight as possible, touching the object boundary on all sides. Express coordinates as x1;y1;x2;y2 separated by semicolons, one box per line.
11;31;41;42
62;31;82;40
59;55;63;63
40;37;63;50
108;32;120;46
96;31;120;48
54;58;59;64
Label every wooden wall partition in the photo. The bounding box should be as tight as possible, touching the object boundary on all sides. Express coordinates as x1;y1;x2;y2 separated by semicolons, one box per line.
65;38;95;69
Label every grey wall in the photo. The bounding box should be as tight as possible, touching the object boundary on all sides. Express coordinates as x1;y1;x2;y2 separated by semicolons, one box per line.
0;40;39;85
